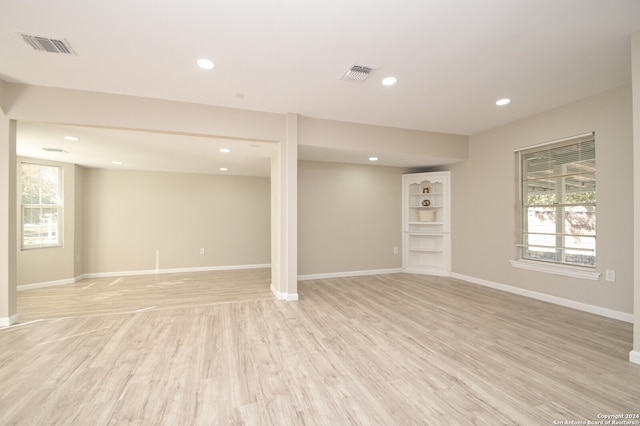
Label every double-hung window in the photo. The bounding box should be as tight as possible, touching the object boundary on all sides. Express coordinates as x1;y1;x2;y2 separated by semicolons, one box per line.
21;163;63;249
514;133;596;277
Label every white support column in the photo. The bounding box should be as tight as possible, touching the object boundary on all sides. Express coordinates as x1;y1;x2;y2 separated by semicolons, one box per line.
0;106;18;326
631;32;640;365
270;113;298;301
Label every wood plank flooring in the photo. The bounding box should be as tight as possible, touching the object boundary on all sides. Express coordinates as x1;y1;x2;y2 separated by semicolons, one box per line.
15;269;274;322
1;271;639;425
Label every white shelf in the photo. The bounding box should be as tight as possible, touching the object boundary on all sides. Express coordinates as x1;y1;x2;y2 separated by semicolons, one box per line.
402;172;451;275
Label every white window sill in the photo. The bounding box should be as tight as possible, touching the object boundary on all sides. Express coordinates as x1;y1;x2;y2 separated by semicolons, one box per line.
510;260;601;281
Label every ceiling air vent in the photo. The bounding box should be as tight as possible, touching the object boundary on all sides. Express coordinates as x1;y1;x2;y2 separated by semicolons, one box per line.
20;34;76;55
341;65;375;83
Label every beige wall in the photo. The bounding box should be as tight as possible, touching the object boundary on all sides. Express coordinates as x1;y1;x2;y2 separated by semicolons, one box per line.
19;159;404;281
16;157;80;285
16;163;271;284
450;85;634;314
4;84;285;143
299;116;468;165
83;169;271;274
298;161;404;276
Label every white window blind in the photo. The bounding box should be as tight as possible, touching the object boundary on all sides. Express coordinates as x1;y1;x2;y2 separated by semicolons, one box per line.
515;133;596;268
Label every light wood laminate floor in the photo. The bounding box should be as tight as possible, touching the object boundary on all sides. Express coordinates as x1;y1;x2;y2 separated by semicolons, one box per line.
1;271;639;425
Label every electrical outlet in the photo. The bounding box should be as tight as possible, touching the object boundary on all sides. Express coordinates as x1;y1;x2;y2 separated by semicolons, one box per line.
393;247;399;255
605;269;616;282
200;248;205;255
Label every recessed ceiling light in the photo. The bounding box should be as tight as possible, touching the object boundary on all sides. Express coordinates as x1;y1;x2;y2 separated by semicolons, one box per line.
42;147;67;153
382;77;398;86
197;58;215;70
369;156;379;161
112;161;122;165
219;167;228;171
496;98;511;106
64;136;79;141
219;148;230;153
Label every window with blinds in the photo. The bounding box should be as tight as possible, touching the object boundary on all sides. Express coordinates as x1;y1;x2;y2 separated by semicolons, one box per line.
516;133;596;268
21;163;63;249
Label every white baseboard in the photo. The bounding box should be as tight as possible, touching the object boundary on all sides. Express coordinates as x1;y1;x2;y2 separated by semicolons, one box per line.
0;314;19;327
17;264;271;290
402;268;450;277
82;263;270;279
270;284;298;301
450;272;634;324
630;350;640;365
298;268;402;281
18;277;78;291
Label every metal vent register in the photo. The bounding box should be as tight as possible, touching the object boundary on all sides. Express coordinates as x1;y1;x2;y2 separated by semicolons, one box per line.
20;34;76;55
341;65;374;82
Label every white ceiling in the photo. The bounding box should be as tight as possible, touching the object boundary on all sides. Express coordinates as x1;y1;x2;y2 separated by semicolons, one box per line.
17;123;277;176
2;0;640;174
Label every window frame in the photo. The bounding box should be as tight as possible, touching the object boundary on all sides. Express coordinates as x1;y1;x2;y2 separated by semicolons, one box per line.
511;133;600;280
20;162;64;250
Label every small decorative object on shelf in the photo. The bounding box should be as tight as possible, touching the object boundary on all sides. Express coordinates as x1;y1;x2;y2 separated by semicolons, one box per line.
422;187;430;194
422;199;431;206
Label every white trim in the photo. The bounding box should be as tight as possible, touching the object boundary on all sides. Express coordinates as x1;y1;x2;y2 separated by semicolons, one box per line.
18;277;77;291
513;132;594;152
451;272;633;323
298;268;403;281
83;263;271;279
85;268;166;279
630;350;640;365
402;268;450;277
0;314;19;327
270;284;298;301
510;260;601;281
17;264;271;290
